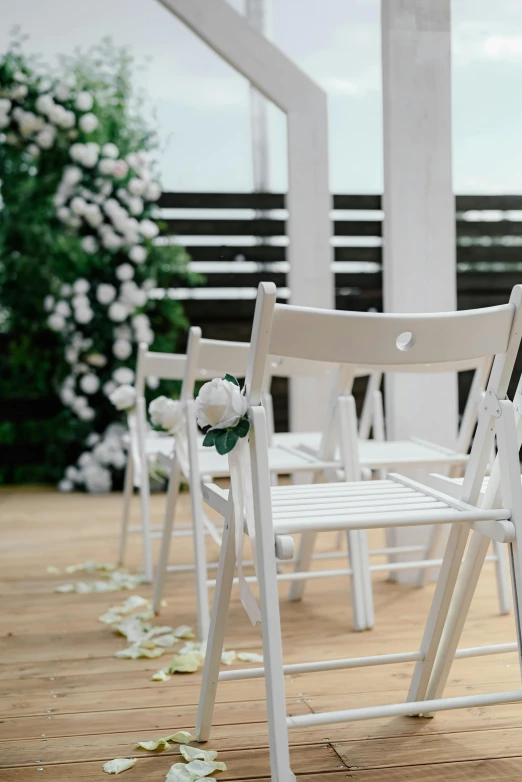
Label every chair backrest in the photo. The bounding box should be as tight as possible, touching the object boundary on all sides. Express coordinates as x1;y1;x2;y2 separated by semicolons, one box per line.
246;282;522;503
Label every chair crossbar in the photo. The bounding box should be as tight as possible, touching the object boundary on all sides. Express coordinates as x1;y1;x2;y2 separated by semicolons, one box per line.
274;508;510;535
286;690;522;729
219;642;519;684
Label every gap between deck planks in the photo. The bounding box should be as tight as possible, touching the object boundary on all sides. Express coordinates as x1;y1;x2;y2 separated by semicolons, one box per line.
0;486;521;780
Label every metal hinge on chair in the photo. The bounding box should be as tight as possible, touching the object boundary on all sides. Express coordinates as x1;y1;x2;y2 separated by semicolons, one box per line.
483;390;505;418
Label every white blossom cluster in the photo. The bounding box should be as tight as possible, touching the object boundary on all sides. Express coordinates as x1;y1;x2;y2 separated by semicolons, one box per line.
58;424;127;493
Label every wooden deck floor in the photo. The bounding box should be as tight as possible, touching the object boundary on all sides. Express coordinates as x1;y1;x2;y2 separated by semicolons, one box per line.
1;486;522;781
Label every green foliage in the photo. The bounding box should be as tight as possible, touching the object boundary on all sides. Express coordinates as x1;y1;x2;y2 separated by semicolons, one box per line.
202;416;250;455
0;36;193;485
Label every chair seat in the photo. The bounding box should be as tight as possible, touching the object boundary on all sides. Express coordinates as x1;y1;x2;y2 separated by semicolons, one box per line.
157;443;339;479
274;432;467;469
202;473;509;536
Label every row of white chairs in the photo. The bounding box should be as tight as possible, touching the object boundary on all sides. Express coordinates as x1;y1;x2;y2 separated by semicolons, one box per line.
193;282;522;782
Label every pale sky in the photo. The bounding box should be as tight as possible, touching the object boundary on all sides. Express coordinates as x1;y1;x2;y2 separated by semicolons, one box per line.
1;0;522;193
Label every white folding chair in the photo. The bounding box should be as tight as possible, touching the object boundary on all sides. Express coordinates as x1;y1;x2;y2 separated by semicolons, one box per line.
197;281;522;782
151;329;340;639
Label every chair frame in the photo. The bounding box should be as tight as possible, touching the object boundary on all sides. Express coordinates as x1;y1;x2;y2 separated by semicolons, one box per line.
196;282;522;782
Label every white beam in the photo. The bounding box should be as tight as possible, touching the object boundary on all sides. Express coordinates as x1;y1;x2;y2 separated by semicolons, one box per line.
157;0;333;430
381;0;458;580
246;0;271;192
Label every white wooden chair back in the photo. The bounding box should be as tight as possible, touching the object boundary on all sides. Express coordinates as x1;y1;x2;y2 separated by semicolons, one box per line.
246;282;522;502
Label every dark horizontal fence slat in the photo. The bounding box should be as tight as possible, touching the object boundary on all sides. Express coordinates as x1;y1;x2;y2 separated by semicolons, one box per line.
158;192;286;210
334;221;382;237
162;218;286;237
457;246;522;264
199;272;286;288
333;195;382;210
456;195;522;211
457;221;522;237
185;245;286;262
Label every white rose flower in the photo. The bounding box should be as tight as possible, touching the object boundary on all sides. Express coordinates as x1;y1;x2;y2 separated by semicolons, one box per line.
142;278;156;291
75;308;94;325
126;152;139;169
101;231;123;250
36;128;55;149
65;347;78;364
148;395;169;426
115;263;134;281
61;284;72;297
63;165;83;186
128;177;146;196
98;157;115;176
102;198;119;215
65;465;81;481
58;479;74;493
109;384;136;411
18;111;44;136
0;98;12;113
82;142;100;168
96;283;117;305
75;91;94;111
78;451;94;468
113;338;132;360
113;366;134;385
146;376;159;390
44;295;55;312
73;278;90;295
102;142;119;158
0;114;10;130
36;94;54;115
70;196;87;216
54;82;71;102
72;294;89;311
60;387;75;405
103;380;117;397
128;245;147;264
69;143;85;163
80;373;100;394
139;219;159;239
161;399;183;433
11;84;28;100
108;301;128;322
121;281;147;308
27;143;40;157
59;110;76;129
48;313;65;331
112;159;129;179
83;463;112;493
5;132;18;145
56;206;71;223
114;325;132;340
127;196;143;216
55;300;71;317
145;182;161;201
85;433;100;447
84;204;103;228
81;235;99;254
78;406;95;421
195;377;248;430
79;112;98;133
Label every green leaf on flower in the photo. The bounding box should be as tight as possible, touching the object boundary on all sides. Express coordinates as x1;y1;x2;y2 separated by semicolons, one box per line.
235;417;250;438
215;429;238;455
224;374;239;386
202;429;218;447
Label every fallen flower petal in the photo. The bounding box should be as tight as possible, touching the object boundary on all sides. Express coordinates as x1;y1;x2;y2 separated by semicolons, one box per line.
168;652;201;673
152;668;171;682
180;745;218;763
102;757;137;774
54;584;75;593
221;650;236;666
237;652;264;663
173;625;195;639
46;566;61;574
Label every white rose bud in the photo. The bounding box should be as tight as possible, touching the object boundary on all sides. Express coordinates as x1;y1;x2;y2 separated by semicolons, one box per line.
75;308;94;325
79;373;100;394
145;182;161;201
48;313;65;331
195;377;248;430
128;177;146;196
115;263;134;281
109;384;136;411
139;219;159;239
112;160;129;179
79;112;98;133
0;98;12;113
81;235;99;254
36;128;55;149
75;91;94;111
97;283;117;305
112;338;132;360
98;158;115;175
55;300;71;317
74;279;90;294
128;245;147;264
113;367;134;385
44;295;55;312
102;142;119;158
108;301;128;322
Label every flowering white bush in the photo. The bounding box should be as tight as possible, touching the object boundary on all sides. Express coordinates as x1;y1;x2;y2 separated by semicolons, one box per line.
0;39;190;490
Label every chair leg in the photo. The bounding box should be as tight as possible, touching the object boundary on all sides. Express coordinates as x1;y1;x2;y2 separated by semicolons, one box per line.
139;460;153;583
118;455;134;566
493;540;511;615
347;529;368;631
288;531;316;602
189;479;210;641
196;506;237;743
358;530;374;629
256;524;296;781
152;458;181;614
